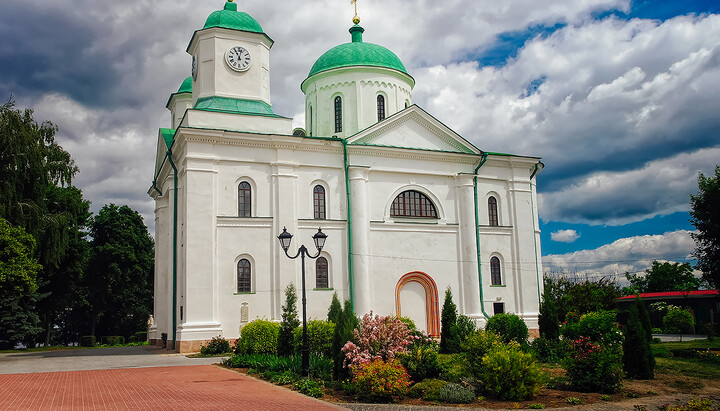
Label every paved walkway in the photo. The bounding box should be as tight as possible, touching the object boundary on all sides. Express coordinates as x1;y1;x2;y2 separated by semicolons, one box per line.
0;347;348;410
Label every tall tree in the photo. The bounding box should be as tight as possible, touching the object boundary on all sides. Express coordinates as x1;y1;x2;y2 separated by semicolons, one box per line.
690;165;720;289
0;218;43;349
626;261;700;294
543;275;620;321
88;204;154;338
622;297;654;379
538;278;560;340
440;287;458;353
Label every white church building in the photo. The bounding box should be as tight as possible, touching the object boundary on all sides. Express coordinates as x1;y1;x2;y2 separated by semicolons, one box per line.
149;0;544;352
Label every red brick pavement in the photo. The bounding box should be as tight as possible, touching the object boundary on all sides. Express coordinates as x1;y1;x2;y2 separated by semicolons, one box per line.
0;365;348;410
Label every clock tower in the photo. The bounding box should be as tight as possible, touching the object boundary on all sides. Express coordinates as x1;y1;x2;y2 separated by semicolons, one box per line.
187;0;274;109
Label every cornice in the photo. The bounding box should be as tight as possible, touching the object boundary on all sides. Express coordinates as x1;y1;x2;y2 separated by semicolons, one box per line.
370;222;459;234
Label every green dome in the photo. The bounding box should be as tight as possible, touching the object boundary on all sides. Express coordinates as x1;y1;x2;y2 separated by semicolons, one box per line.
307;25;409;78
203;1;264;34
177;77;192;94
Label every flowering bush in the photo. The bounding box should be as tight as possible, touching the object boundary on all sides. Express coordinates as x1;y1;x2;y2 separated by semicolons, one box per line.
561;310;623;346
565;336;623;393
342;312;415;368
481;344;544;400
352;359;411;402
200;335;231;355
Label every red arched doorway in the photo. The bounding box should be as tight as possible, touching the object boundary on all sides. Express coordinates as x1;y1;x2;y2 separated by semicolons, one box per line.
395;272;440;337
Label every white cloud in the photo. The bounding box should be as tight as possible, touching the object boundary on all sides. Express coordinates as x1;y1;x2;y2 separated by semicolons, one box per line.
543;230;696;275
551;229;580;243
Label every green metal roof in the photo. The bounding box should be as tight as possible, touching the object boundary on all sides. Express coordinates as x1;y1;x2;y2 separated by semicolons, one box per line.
194;96;285;118
307;25;409;78
203;1;264;34
160;128;176;149
177;77;192;94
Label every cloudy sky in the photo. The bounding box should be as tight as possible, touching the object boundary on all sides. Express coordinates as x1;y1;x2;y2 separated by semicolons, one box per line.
2;0;718;278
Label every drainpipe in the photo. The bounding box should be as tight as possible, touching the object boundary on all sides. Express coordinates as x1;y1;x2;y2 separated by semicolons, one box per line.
530;162;544;302
151;179;162;197
473;152;491;320
342;139;355;310
166;149;179;351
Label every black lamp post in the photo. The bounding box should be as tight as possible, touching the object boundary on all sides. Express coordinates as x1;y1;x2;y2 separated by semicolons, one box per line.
277;226;327;377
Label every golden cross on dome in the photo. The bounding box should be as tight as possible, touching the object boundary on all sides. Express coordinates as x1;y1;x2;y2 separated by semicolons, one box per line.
350;0;360;24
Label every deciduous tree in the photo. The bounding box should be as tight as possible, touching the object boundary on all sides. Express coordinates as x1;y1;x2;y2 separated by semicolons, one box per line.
626;261;700;294
690;165;720;289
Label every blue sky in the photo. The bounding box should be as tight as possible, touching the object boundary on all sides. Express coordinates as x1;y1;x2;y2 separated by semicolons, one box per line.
1;0;718;276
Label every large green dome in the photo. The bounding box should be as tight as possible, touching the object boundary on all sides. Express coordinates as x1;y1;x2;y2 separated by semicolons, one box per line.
307;25;409;78
203;1;264;34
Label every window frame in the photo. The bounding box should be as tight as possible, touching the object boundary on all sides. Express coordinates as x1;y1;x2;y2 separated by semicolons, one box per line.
377;94;386;122
315;256;329;289
334;96;342;133
488;196;499;226
238;181;252;217
237;258;252;293
490;256;502;286
390;190;438;218
313;185;326;220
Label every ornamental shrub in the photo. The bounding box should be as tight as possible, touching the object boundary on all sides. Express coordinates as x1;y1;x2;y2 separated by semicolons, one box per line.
327;292;342;324
436;382;476;404
200;335;231;355
342;311;415;368
623;298;654;379
399;343;443;382
106;336;125;346
561;310;623;346
331;299;358;380
481;344;544;400
538;280;560;340
294;379;324;398
451;315;475;347
80;335;96;347
530;336;569;363
440;287;459;353
663;308;695;338
278;284;300;356
407;378;447;399
352;359;411;402
464;330;503;377
485;313;529;344
236;319;280;354
292;319;335;357
565;336;623;393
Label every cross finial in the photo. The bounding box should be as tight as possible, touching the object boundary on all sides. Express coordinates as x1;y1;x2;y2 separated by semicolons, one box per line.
351;0;360;24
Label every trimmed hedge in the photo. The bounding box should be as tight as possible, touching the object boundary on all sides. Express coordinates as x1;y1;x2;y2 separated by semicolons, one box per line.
80;336;96;347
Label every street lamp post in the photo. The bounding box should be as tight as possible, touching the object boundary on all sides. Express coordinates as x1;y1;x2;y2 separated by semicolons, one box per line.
277;226;327;377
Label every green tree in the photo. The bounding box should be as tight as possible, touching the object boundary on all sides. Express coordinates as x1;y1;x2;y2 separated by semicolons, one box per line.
538;278;560;340
0;218;43;349
332;299;357;380
88;204;154;338
278;283;299;356
543;276;620;322
663;308;695;341
623;297;654;379
440;287;458;353
626;261;700;294
690;165;720;289
327;292;342;324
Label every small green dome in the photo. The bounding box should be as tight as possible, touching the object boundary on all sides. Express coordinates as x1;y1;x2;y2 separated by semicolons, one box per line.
307;25;409;78
177;77;192;94
203;1;264;34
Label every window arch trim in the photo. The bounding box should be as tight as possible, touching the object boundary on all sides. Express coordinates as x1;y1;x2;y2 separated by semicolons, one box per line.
390;190;438;218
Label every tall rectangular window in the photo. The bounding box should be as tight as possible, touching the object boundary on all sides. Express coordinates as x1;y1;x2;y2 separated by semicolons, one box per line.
377;95;386;121
334;96;342;133
238;182;252;217
313;185;326;219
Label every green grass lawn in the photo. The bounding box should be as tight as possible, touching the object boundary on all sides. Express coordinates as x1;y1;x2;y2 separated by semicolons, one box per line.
652;339;720;380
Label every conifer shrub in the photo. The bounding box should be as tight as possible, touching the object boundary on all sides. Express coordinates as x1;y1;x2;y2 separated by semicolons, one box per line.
464;330;503;377
331;299;358;380
480;343;544;400
451;314;475;347
236;319;280;354
565;336;623;393
436;382;476;404
623;298;654;379
352;359;411;402
292;319;335;357
278;284;300;356
399;342;443;382
485;313;529;344
200;335;231;355
327;292;342;324
440;287;459;353
538;281;560;340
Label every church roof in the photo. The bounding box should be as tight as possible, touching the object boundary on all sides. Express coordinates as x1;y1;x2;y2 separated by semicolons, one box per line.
177;77;192;94
203;1;265;34
306;25;410;79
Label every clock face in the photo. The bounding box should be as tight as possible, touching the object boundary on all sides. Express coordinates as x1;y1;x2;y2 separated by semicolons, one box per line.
191;55;197;80
226;46;251;72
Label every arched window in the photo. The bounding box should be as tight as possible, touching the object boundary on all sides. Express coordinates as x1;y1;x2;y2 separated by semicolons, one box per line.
313;185;326;219
488;196;499;226
334;96;342;133
316;257;329;288
238;182;252;217
377;95;386;121
490;256;502;285
237;259;251;292
390;190;438;218
405;100;409;109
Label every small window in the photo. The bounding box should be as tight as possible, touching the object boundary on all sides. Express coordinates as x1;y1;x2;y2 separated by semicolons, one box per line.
334;96;342;133
490;256;502;285
237;259;251;292
405;100;409;109
488;196;498;226
390;190;438;218
377;95;386;121
313;185;326;219
316;257;329;288
493;302;504;315
238;182;252;217
309;105;312;136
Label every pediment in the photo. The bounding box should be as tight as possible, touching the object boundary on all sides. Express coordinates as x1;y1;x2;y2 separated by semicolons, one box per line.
347;105;480;154
154;128;175;178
